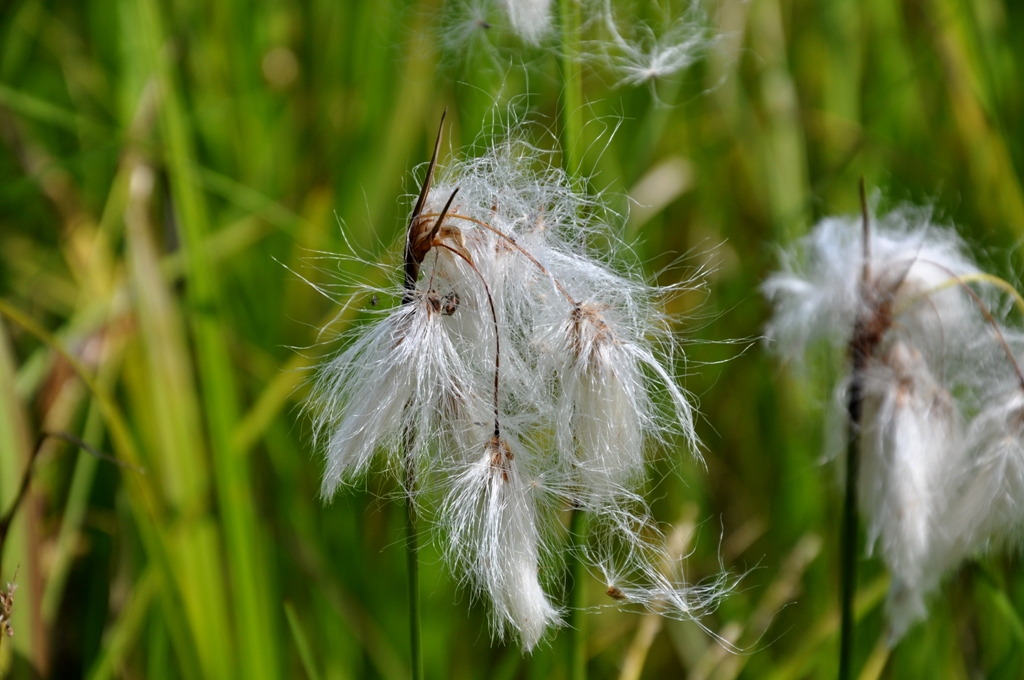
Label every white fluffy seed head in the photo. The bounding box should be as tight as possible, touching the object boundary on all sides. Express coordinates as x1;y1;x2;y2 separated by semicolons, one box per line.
950;390;1024;557
765;205;1024;641
858;340;963;640
763;208;982;366
422;128;701;463
551;303;647;498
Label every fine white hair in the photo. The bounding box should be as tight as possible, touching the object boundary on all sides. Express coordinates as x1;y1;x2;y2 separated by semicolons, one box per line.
586;0;712;87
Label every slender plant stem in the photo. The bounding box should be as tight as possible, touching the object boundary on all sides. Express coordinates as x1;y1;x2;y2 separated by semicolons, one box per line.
568;505;589;680
560;0;583;176
838;373;862;680
839;180;871;680
401;114;446;680
560;5;587;676
406;453;423;680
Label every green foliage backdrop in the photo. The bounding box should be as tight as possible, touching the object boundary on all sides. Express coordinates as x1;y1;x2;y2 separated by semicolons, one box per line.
1;0;1023;677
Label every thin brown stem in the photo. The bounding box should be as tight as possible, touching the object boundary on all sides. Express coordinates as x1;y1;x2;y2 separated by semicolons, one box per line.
0;431;138;558
420;211;578;305
0;435;44;558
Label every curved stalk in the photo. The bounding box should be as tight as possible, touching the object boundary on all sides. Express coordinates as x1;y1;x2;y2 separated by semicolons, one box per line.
421;211;578;305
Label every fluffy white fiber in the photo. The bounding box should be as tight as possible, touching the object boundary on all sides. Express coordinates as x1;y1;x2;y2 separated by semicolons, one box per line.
764;206;1024;642
504;0;553;44
311;115;718;649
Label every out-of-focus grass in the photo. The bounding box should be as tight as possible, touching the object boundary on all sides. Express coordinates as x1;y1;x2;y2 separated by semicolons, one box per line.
2;0;1024;678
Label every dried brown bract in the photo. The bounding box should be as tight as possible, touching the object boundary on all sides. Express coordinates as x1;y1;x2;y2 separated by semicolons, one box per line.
0;567;19;643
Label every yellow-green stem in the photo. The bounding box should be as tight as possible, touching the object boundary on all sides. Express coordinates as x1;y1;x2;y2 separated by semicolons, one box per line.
840;180;870;680
560;5;587;677
560;0;583;176
568;506;589;680
406;457;423;680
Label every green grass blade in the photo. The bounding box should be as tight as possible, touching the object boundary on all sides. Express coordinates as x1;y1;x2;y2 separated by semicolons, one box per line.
133;1;281;676
285;601;324;680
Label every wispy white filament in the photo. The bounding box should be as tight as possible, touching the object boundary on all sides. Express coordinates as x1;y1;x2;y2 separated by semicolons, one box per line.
590;0;711;87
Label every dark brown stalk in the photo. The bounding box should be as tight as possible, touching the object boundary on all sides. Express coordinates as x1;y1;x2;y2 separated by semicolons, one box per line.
404;109;447;296
0;431;136;557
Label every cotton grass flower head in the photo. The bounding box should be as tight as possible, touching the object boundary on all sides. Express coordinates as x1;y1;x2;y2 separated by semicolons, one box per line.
310;111;723;650
764;202;1024;642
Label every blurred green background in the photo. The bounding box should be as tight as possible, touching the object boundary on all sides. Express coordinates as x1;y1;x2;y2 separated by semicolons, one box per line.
2;0;1024;677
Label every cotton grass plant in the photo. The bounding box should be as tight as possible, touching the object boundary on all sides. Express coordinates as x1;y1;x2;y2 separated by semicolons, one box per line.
764;187;1024;678
309;111;727;667
9;0;1024;676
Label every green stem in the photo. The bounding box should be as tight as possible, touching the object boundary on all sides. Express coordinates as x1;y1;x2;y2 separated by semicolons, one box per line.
840;180;871;680
568;506;589;680
406;457;423;680
561;8;587;669
560;0;583;176
838;375;862;680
